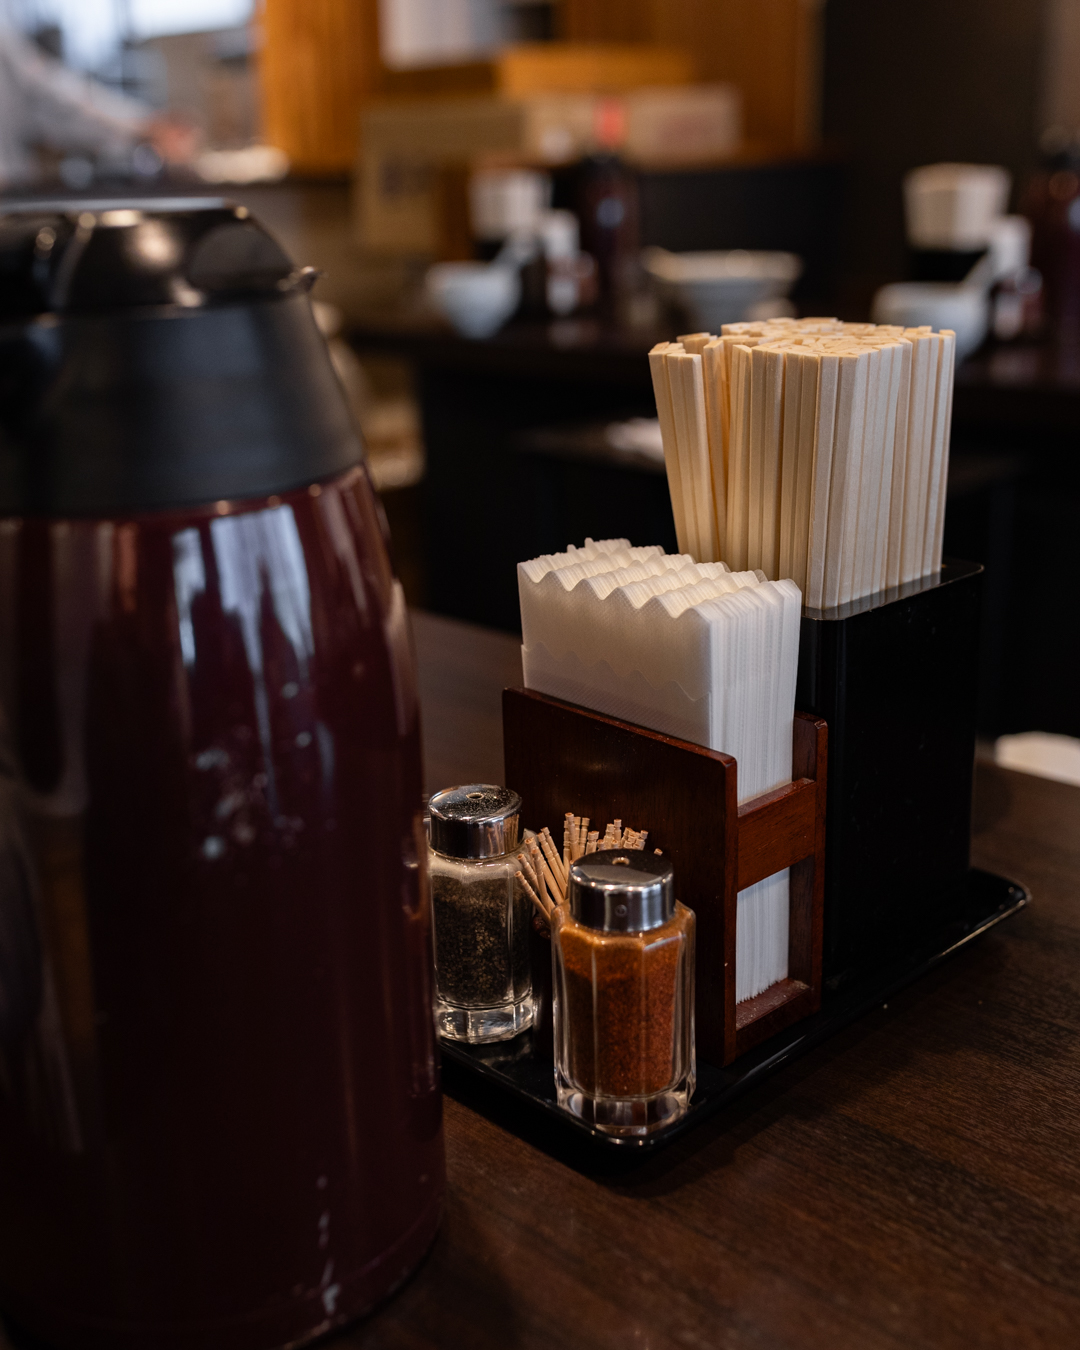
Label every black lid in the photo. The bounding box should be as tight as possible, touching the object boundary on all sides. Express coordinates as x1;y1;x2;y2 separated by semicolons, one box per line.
0;199;363;515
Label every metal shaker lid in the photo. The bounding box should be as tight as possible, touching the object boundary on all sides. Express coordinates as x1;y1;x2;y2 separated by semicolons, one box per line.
428;785;521;859
568;849;674;933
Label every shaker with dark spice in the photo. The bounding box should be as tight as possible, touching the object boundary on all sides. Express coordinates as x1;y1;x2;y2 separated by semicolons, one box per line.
429;784;533;1043
552;849;695;1136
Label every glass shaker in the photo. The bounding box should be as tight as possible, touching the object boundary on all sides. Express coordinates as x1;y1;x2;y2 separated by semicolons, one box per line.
552;849;695;1136
428;785;533;1043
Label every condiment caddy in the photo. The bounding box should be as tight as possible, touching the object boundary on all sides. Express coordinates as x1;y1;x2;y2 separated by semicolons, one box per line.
434;569;1030;1151
433;309;1031;1149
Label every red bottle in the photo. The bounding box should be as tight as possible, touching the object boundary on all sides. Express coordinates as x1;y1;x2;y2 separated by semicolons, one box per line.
0;203;443;1349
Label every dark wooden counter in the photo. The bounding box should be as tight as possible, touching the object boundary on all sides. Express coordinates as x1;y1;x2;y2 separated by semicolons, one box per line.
331;611;1080;1350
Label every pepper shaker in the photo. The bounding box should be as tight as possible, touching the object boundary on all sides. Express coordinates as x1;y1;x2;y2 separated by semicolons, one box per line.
552;850;695;1136
428;785;534;1043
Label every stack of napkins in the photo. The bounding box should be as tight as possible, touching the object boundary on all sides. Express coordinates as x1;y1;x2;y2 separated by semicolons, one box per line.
518;537;801;1002
650;319;956;606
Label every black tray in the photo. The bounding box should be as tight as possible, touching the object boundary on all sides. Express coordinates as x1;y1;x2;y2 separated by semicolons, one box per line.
439;867;1028;1152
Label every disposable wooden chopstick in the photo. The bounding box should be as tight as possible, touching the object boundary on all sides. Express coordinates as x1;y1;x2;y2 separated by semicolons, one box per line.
649;343;692;556
650;318;955;604
745;345;768;572
885;336;915;589
849;341;887;603
666;348;713;560
871;338;907;596
823;347;870;609
929;331;956;575
702;338;728;560
673;351;718;562
793;347;822;595
757;345;786;578
901;332;937;583
726;342;754;573
778;345;821;596
803;349;838;609
777;343;802;585
923;330;956;577
677;331;713;355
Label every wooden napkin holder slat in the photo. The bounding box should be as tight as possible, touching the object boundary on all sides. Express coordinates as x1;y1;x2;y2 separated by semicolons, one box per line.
502;687;826;1066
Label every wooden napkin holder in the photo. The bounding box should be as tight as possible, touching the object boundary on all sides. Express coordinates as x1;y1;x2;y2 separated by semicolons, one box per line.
503;687;827;1067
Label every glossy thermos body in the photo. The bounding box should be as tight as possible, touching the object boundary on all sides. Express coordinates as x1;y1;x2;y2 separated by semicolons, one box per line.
0;202;444;1348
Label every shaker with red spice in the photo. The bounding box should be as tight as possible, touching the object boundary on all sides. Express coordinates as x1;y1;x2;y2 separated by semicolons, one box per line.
552;850;695;1137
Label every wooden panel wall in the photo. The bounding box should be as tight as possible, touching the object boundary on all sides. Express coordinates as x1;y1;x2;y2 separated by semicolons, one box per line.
258;0;382;174
562;0;823;152
258;0;822;172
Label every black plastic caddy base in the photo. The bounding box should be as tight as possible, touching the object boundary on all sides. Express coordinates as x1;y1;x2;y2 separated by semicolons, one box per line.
440;869;1027;1155
797;559;985;993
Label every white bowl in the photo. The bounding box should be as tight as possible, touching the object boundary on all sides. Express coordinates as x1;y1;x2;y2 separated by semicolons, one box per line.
903;163;1010;251
870;281;989;359
642;247;802;329
426;262;521;339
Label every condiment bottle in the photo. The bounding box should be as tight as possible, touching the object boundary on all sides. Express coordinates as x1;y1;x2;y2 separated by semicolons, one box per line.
576;100;640;320
552;850;695;1136
428;785;533;1042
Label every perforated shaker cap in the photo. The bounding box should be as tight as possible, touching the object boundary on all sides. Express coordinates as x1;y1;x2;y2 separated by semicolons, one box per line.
428;784;521;859
568;849;674;932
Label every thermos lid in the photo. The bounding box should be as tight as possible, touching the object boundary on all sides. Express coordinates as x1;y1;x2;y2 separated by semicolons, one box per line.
428;785;522;859
0;199;362;515
0;198;297;318
568;849;674;933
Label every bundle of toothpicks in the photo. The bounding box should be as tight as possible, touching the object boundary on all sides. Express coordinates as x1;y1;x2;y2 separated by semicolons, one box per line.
649;317;956;607
515;813;653;923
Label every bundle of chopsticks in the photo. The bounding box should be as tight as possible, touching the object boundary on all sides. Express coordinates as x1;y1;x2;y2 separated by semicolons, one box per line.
516;813;652;923
649;318;956;608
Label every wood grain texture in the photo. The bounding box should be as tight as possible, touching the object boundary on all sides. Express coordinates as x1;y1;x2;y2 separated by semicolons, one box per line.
501;689;824;1064
562;0;823;151
363;612;1080;1350
502;684;738;1064
735;777;817;890
257;0;381;173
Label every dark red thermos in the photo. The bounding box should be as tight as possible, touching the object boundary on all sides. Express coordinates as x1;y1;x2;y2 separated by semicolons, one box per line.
0;203;443;1348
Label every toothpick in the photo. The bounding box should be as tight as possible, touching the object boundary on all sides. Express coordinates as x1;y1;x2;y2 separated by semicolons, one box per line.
519;848;542;899
539;833;566;890
533;848;550;909
543;827;568;885
517;870;550;922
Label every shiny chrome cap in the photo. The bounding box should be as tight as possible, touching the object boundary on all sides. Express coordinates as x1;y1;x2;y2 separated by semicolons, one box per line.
567;849;674;933
428;784;521;859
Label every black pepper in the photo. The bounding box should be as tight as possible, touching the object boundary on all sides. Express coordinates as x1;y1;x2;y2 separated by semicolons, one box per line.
432;869;530;1007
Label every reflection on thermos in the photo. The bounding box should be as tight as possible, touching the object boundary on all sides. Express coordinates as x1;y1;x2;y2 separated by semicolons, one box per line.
0;202;444;1350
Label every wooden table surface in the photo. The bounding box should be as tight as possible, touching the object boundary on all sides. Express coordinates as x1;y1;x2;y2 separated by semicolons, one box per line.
342;611;1080;1350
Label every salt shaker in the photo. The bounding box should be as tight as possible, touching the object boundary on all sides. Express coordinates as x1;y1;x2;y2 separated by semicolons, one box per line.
428;785;533;1043
552;849;695;1136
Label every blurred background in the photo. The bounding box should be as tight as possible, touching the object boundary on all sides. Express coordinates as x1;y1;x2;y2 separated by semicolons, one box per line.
1;0;1079;768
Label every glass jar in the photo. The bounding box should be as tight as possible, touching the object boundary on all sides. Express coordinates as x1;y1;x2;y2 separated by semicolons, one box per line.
552;849;695;1136
428;784;533;1043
